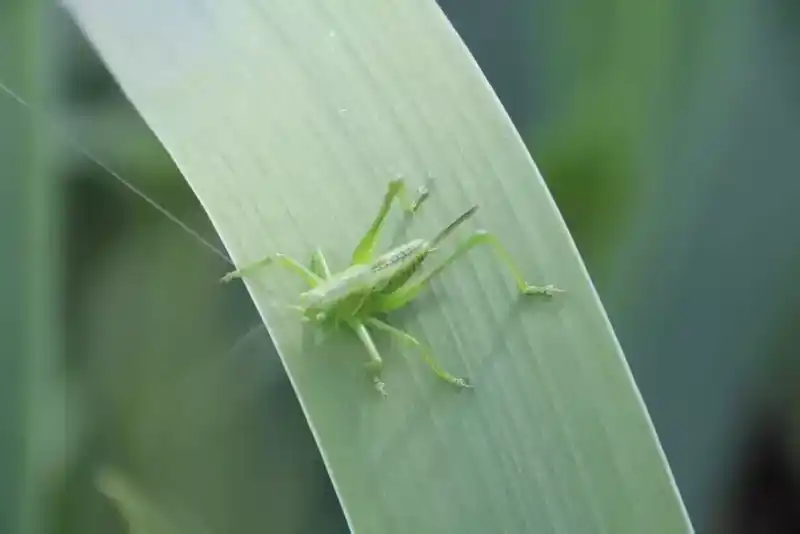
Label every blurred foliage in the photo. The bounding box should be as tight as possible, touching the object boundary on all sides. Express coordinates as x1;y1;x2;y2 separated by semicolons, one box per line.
0;34;32;534
441;0;709;278
60;157;345;534
94;467;215;534
1;2;60;534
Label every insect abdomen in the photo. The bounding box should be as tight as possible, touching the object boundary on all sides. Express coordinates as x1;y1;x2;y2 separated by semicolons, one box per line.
371;239;426;272
370;239;429;293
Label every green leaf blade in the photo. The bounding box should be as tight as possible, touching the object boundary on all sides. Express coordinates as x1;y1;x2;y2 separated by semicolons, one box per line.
64;1;693;533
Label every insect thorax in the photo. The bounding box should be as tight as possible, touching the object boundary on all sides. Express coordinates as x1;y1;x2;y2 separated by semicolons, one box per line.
299;264;371;310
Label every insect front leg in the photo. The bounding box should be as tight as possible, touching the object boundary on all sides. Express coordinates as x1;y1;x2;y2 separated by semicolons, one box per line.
378;230;562;312
221;253;322;287
350;179;430;265
367;318;471;388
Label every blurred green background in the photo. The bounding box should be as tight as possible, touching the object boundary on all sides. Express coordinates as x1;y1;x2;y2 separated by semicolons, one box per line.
2;0;799;533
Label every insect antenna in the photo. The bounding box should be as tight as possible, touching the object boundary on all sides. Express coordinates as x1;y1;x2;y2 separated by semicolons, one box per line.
1;77;278;369
0;78;233;266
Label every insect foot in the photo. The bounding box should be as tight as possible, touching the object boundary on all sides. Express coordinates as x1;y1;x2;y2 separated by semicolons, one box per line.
219;255;278;283
363;360;387;396
451;377;473;389
372;376;388;397
409;184;430;213
220;271;240;283
521;284;565;297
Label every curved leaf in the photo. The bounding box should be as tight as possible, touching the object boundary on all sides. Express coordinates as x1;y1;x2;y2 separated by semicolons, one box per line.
64;1;693;533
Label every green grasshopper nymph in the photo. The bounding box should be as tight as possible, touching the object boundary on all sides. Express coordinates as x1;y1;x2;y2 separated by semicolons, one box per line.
221;179;562;396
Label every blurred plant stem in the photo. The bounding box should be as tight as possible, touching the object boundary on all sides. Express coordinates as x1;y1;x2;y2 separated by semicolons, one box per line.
0;2;63;534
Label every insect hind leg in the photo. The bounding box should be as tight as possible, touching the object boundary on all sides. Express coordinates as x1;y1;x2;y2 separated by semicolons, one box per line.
379;230;562;312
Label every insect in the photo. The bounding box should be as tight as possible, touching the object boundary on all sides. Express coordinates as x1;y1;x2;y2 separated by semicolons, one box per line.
1;80;559;394
221;179;562;395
